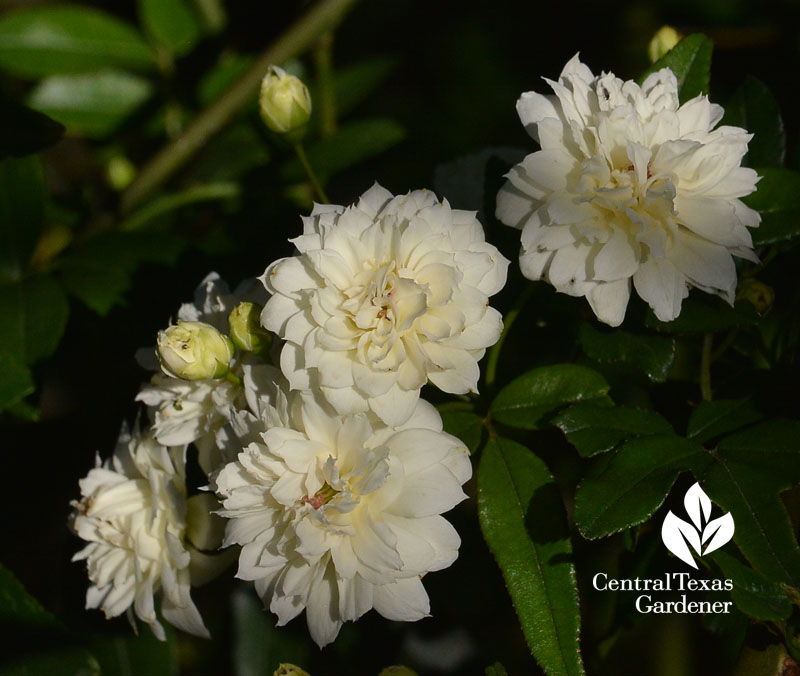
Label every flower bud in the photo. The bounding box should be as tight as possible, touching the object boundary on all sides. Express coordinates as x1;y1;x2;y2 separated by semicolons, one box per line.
259;66;312;141
273;665;310;676
157;320;234;381
648;26;682;63
737;278;775;315
228;302;271;353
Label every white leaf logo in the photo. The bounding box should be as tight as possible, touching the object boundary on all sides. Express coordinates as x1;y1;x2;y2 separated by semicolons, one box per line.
661;482;734;568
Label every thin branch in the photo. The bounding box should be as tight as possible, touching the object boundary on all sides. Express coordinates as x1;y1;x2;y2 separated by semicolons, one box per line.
700;333;713;401
485;283;536;388
121;0;360;214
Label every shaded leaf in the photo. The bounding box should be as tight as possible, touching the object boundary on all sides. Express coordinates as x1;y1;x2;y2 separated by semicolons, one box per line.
88;625;178;676
0;5;154;78
0;97;64;159
280;118;405;183
578;323;675;382
0;275;69;365
712;551;791;621
478;437;585;676
139;0;202;57
696;420;800;586
28;70;154;139
329;56;396;119
574;435;705;538
196;53;254;107
639;34;713;103
439;407;484;455
0;155;46;284
686;399;763;445
722;77;785;168
553;403;672;457
743;167;800;246
490;364;610;430
59;232;184;315
183;124;268;183
485;664;508;676
232;586;309;676
645;295;759;334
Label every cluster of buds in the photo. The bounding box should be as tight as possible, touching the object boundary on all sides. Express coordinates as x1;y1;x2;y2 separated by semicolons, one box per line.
156;302;269;381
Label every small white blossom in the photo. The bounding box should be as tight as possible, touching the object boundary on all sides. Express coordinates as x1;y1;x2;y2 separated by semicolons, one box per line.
261;184;509;426
71;428;209;640
213;366;471;647
496;55;760;326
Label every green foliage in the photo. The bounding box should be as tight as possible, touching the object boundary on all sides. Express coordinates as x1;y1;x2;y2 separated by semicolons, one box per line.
686;398;763;444
712;551;792;621
59;232;184;315
478;437;585;676
645;295;759;333
553;403;672;457
0;563;100;676
138;0;202;58
577;323;675;382
490;364;610;430
439;404;485;454
0;5;154;78
743;167;800;246
87;628;178;676
0;156;46;284
280;118;405;182
574;435;705;538
28;70;154;139
325;56;396;119
0;99;64;159
639;33;713;103
698;420;800;587
723;77;786;168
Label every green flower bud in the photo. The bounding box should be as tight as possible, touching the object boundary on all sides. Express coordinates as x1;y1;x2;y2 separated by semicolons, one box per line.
157;320;234;381
228;302;271;353
648;26;682;63
737;278;775;315
378;667;419;676
273;665;310;676
259;66;312;141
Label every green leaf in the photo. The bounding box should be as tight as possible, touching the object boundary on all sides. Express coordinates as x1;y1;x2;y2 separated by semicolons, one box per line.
574;435;705;538
578;323;675;382
696;420;800;586
183;124;268;183
743;167;800;246
553;403;672;457
0;275;69;365
686;399;763;445
327;56;396;119
196;53;254;106
0;155;46;284
0;97;64;159
0;5;154;78
490;364;610;431
722;77;785;168
139;0;202;57
485;664;508;676
711;551;791;621
439;407;484;455
0;563;101;676
88;626;177;676
232;587;309;676
478;437;585;676
59;232;184;315
639;34;713;103
280;118;405;183
0;348;33;412
645;295;759;334
28;70;154;139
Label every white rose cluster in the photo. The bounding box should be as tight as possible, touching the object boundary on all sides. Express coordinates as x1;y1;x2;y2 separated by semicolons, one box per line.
496;55;760;325
71;184;507;647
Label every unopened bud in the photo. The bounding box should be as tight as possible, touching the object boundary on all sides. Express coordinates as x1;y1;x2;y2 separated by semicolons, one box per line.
273;665;310;676
648;26;682;63
737;278;774;315
157;320;234;380
228;302;271;353
259;66;312;141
